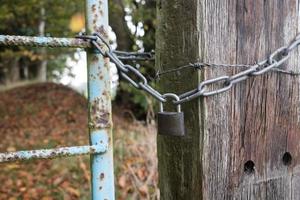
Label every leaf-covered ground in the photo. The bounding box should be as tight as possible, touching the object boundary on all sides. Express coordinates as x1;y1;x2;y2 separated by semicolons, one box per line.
0;83;158;200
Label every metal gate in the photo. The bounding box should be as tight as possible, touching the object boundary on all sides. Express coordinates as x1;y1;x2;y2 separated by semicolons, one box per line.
0;0;115;199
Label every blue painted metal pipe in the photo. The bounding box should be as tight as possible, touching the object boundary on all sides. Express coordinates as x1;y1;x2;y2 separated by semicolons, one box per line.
86;0;115;199
0;35;91;48
0;144;107;163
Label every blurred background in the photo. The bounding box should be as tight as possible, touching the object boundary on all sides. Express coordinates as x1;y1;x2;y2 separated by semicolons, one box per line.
0;0;158;199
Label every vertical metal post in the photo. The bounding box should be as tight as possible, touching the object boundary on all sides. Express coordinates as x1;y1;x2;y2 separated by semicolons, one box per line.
86;0;115;199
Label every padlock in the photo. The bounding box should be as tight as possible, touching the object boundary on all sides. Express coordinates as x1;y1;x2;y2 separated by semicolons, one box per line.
157;93;185;136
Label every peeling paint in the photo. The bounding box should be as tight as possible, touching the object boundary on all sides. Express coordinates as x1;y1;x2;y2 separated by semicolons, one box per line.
87;0;115;199
0;145;107;163
100;173;105;180
92;4;97;12
92;55;99;62
96;26;109;38
89;97;111;130
0;35;91;48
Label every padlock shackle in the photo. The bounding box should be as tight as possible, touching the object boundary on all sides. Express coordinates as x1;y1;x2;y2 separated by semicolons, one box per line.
160;93;181;112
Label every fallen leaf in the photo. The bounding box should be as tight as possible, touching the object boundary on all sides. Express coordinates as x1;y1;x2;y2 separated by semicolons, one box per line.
65;186;80;197
118;175;127;188
138;185;148;196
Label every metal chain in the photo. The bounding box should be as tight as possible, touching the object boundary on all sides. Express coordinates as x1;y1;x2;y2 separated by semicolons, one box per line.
114;50;154;61
79;33;167;102
76;35;154;61
175;36;300;104
80;33;300;105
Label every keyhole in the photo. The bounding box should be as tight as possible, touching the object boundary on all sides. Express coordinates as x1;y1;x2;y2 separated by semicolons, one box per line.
244;160;255;174
282;152;292;166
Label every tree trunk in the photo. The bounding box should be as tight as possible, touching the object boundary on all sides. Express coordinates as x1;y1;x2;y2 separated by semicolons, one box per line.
37;6;47;82
156;0;300;199
21;61;29;80
109;0;133;50
7;58;20;84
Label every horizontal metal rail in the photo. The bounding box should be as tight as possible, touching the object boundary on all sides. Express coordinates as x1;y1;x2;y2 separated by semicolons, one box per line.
0;144;107;163
0;35;91;48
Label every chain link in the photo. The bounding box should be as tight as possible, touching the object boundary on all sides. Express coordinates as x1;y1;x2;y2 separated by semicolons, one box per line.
114;50;154;61
175;36;300;104
76;34;154;61
80;33;300;105
82;33;167;102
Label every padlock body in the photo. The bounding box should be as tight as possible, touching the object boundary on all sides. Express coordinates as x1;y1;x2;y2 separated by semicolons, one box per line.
157;111;185;136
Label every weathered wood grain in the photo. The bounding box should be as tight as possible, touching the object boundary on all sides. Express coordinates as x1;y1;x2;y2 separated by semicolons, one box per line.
156;0;300;199
156;0;202;199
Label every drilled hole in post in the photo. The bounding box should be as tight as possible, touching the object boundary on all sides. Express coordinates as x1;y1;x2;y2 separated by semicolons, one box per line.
244;160;255;174
282;152;292;166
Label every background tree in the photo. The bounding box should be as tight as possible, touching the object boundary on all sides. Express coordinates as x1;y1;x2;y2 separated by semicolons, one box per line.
0;0;84;84
0;0;157;119
110;0;157;120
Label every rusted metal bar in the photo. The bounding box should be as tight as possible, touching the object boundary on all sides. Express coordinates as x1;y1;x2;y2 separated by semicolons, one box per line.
0;144;107;163
86;0;115;199
0;35;91;48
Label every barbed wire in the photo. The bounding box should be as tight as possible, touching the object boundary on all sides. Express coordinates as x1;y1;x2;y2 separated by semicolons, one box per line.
79;33;300;105
114;50;155;61
5;33;300;105
154;60;300;80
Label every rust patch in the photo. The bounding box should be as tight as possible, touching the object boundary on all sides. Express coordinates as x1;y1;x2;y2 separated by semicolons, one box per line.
0;146;89;163
92;55;99;62
92;4;96;12
95;26;109;38
1;36;90;48
108;136;111;145
89;74;97;80
89;98;111;129
104;57;110;67
100;173;105;181
90;147;96;153
97;71;104;80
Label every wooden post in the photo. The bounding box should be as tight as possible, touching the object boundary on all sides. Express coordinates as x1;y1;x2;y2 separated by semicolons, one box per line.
156;0;300;199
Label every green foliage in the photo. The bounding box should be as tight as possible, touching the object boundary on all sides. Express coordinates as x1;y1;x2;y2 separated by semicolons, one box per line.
0;0;157;118
0;0;84;36
0;0;84;81
128;0;156;51
47;55;70;81
120;82;148;110
110;0;157;118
